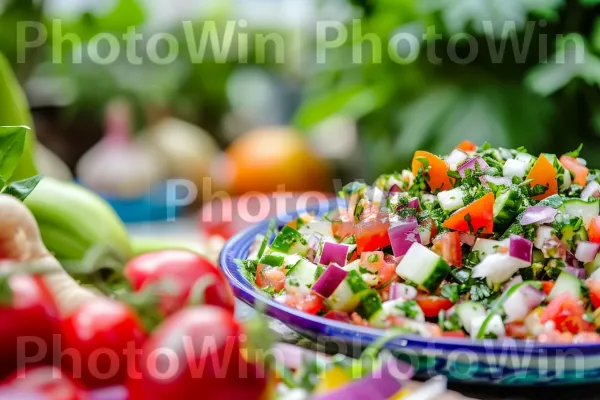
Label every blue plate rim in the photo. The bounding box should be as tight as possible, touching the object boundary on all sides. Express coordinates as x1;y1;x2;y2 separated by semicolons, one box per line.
219;199;600;356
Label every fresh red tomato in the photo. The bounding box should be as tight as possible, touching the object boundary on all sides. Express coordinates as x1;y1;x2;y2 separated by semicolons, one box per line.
331;208;355;241
505;322;528;339
559;155;588;187
360;251;385;273
324;311;352;323
61;299;146;388
441;330;466;338
378;262;398;286
276;292;324;315
432;231;462;267
3;366;87;400
355;207;390;253
587;279;600;309
588;216;600;244
416;295;454;318
0;274;61;379
541;292;593;334
127;306;269;400
124;250;235;315
541;281;555;295
255;264;285;293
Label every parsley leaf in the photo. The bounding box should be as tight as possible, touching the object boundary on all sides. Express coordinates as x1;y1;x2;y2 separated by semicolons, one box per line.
564;143;583;158
441;284;460;303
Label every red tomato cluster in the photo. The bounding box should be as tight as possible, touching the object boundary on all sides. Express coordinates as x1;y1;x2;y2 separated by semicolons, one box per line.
0;251;269;400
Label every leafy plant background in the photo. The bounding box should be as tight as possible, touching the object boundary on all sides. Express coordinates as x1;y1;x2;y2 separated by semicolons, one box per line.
2;0;600;182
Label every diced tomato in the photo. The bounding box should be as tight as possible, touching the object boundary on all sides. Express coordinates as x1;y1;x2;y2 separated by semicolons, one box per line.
378;262;398;285
541;292;592;334
432;231;462;267
573;332;600;343
324;311;352;323
411;151;453;193
541;281;555;295
537;330;574;344
351;312;370;326
441;330;467;338
355;207;390;253
418;217;438;246
360;251;385;273
331;208;355;241
505;322;528;339
416;295;454;318
588;216;600;244
442;192;494;234
256;264;285;292
277;292;324;315
457;140;477;152
526;155;558;201
587;279;600;309
560;155;588;187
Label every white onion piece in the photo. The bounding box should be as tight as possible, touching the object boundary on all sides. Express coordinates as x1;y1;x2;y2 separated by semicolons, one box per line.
581;181;600;200
472;253;529;287
534;226;554;250
504;285;545;323
575;241;600;263
389;282;417;301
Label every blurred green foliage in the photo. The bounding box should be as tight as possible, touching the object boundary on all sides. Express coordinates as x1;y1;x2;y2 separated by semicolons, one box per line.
294;0;600;179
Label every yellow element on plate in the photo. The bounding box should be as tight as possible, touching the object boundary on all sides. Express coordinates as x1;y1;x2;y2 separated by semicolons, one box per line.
314;366;351;393
390;388;413;399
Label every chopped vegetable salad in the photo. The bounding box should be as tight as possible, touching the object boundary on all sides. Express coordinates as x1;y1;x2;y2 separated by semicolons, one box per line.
239;141;600;342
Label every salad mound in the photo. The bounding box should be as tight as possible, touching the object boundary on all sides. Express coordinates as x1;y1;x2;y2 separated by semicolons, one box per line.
239;141;600;343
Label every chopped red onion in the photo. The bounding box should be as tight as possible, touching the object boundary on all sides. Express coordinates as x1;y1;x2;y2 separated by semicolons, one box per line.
388;218;421;257
312;355;413;400
459;232;476;246
502;275;523;291
389;184;402;194
503;284;545;323
318;242;352;266
389;282;418;300
520;206;558;225
407;197;420;210
312;264;348;298
509;234;533;264
458;156;489;177
575;241;600;263
565;266;586;279
581;181;600;200
566;250;581;269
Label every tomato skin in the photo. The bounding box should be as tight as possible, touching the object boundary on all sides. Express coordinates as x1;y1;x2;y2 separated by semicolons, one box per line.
360;251;385;272
355;208;390;253
541;292;592;334
560;155;588;187
416;295;454;318
441;330;466;338
378;262;398;286
3;366;87;400
276;293;324;315
255;265;285;293
124;250;235;315
588;217;600;243
0;275;61;379
442;192;494;234
456;140;477;152
324;311;352;323
127;306;269;400
432;231;462;267
331;208;355;242
505;322;528;339
541;281;555;295
587;279;600;309
61;300;146;388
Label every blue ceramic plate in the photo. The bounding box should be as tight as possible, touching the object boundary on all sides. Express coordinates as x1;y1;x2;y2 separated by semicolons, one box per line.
219;201;600;385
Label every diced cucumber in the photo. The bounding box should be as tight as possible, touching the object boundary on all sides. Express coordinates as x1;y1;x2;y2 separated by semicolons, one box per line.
455;301;487;333
548;270;582;301
328;270;370;312
470;314;505;339
544;154;572;191
270;226;309;256
515;152;536;167
356;290;383;322
554;213;588;249
559;198;600;227
286;259;318;288
472;238;509;259
534;226;554;250
298;220;334;240
259;252;287;267
493;189;521;232
395;243;450;293
585;251;600;278
437;188;466;212
342;259;360;272
503;159;527;178
382;298;425;322
472;253;529;288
